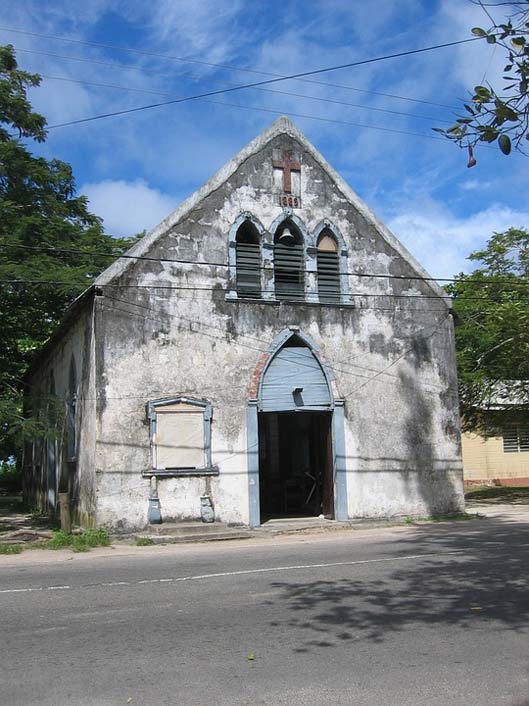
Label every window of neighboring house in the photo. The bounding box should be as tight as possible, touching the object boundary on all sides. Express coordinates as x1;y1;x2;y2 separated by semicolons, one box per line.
235;220;261;298
274;220;305;301
66;356;77;461
148;398;214;474
317;230;341;304
502;425;529;453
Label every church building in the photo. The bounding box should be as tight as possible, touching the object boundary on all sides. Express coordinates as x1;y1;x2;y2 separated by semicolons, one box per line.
24;117;465;530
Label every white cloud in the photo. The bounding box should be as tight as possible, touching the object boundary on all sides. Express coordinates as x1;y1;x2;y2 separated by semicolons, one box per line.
133;0;246;67
459;178;494;192
388;203;529;279
82;179;178;237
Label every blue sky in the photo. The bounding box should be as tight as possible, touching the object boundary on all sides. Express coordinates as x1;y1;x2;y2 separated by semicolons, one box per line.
1;0;528;278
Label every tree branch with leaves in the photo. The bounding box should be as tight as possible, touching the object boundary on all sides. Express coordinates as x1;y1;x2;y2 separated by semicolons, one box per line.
437;1;529;161
448;228;529;431
0;44;138;467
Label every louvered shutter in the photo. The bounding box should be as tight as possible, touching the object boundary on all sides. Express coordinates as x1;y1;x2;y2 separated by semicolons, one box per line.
236;243;261;298
317;251;341;304
260;347;332;411
274;244;304;300
519;426;529;452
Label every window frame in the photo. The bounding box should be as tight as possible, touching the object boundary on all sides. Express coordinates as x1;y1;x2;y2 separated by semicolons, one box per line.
316;231;341;305
273;219;306;301
66;355;78;463
502;424;529;453
146;397;218;477
235;220;262;299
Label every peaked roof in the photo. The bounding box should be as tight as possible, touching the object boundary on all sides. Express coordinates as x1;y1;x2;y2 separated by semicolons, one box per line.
95;116;448;302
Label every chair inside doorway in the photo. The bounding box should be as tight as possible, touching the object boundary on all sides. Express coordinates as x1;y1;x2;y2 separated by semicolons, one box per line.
258;410;334;520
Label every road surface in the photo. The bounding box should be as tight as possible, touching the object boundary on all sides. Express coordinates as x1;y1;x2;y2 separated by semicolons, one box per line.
1;511;529;706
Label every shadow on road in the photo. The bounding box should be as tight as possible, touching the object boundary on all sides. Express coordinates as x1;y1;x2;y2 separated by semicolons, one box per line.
269;514;529;650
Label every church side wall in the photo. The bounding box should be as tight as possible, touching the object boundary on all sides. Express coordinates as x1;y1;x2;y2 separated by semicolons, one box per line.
24;298;97;526
93;131;464;530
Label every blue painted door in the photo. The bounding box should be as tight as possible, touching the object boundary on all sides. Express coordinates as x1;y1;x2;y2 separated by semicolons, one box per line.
260;347;332;412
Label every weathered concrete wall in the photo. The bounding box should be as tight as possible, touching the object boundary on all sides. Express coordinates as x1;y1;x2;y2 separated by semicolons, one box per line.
93;124;464;530
24;297;98;526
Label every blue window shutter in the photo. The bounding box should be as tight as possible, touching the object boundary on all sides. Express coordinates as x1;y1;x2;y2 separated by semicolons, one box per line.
260;348;331;411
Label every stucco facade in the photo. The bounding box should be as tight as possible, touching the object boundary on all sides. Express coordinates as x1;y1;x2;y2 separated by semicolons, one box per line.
24;117;465;530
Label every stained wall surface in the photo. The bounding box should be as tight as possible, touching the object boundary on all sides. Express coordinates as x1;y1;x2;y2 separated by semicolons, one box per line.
91;121;464;530
24;297;97;526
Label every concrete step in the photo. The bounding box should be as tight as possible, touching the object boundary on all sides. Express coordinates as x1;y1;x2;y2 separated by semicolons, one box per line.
144;521;243;536
134;530;253;545
133;521;253;544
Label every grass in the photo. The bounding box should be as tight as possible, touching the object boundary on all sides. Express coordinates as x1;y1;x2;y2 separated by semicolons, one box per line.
0;529;112;555
0;543;23;554
46;528;111;552
465;486;529;503
135;537;155;546
403;512;479;525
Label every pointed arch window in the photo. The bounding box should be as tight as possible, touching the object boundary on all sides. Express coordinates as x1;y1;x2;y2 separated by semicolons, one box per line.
317;230;341;304
47;372;58;506
235;220;261;298
274;220;305;301
66;355;77;461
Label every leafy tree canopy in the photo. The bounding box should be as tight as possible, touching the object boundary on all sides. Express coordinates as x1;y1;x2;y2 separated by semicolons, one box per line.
449;227;529;431
0;44;136;462
438;1;529;160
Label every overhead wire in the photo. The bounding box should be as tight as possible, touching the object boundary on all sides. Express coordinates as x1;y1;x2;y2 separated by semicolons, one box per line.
2;242;529;287
39;73;454;126
23;291;456;405
23;36;482;130
4;278;529;304
343;312;452;398
3;27;509;475
9;29;462;109
102;294;455;394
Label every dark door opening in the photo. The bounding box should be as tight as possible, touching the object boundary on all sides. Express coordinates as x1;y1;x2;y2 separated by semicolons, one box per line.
258;411;334;520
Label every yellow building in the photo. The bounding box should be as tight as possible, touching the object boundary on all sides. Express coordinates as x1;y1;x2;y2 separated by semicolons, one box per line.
462;423;529;486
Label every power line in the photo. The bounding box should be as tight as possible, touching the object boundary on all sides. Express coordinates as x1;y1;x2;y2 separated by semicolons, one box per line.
103;295;455;394
32;37;481;130
2;242;528;286
10;30;461;109
343;313;451;398
40;73;453;126
26;98;453;141
20;295;458;409
4;279;529;305
7;70;454;142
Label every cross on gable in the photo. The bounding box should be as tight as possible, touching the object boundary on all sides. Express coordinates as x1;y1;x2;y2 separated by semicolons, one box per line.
272;149;301;194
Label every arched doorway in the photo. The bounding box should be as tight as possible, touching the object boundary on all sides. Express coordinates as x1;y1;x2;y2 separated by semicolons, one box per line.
256;331;335;522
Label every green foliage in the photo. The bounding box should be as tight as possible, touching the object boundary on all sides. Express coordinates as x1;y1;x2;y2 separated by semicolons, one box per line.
46;528;111;551
438;3;529;157
0;543;23;554
465;485;529;502
135;537;155;546
448;228;529;430
0;458;21;490
0;44;138;465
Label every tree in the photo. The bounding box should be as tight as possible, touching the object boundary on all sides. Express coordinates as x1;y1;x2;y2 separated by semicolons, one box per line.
438;1;529;160
448;228;529;430
0;44;136;466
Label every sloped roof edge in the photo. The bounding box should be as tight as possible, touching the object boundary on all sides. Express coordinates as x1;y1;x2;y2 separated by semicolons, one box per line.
95;116;449;303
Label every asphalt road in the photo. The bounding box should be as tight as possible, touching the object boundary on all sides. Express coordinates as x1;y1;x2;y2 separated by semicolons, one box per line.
1;512;529;706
